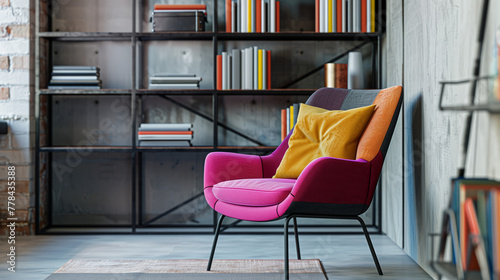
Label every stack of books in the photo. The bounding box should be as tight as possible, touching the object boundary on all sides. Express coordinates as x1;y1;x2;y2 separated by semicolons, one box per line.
217;47;271;90
225;0;280;33
152;4;207;32
315;0;376;33
148;74;202;90
138;123;193;147
48;66;102;89
281;103;300;141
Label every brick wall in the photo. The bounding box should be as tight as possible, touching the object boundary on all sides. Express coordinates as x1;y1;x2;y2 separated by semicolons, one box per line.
0;0;34;235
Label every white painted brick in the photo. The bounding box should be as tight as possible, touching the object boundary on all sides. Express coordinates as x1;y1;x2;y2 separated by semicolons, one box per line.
0;149;27;164
11;132;28;148
0;9;17;23
0;163;31;180
10;0;28;9
0;39;28;54
0;134;9;149
0;70;29;85
8;119;29;134
0;101;30;116
8;85;29;101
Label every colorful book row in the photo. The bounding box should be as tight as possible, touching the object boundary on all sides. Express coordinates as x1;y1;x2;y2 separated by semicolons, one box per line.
217;47;271;90
450;178;500;279
315;0;376;33
281;103;300;141
225;0;280;33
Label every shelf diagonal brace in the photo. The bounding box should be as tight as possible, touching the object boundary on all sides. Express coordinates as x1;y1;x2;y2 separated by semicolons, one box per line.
281;40;371;89
142;192;204;226
157;95;266;146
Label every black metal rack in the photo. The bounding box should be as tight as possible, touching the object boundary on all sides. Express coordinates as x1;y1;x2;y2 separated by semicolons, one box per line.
35;0;386;234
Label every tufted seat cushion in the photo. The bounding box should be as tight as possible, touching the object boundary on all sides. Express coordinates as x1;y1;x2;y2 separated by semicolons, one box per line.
212;178;296;207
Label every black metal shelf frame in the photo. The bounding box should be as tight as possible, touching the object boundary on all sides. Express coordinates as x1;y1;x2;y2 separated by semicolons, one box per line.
35;0;385;234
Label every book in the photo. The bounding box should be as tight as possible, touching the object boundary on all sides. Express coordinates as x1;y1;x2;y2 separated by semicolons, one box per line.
232;49;241;89
139;123;193;131
261;0;266;32
353;0;360;32
222;52;228;90
138;134;193;141
316;0;321;32
262;49;267;89
49;79;101;84
361;0;367;32
337;0;343;32
154;4;206;11
253;46;258;89
51;75;99;80
328;0;332;32
149;76;202;84
267;50;271;89
47;85;101;89
148;84;199;89
139;140;191;147
371;0;375;32
232;1;237;32
270;0;276;32
53;66;98;70
289;105;294;129
281;109;286;141
217;55;222;90
258;49;263;89
342;0;347;32
276;1;280;32
293;103;300;127
226;0;232;32
138;131;193;135
52;70;99;75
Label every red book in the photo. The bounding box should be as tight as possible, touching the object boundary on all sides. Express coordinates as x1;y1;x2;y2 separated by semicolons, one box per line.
256;0;262;33
361;0;367;32
281;109;286;141
138;131;193;135
266;50;271;89
336;0;342;32
216;55;222;90
154;4;206;10
315;0;319;33
276;1;280;32
226;0;232;32
464;198;480;270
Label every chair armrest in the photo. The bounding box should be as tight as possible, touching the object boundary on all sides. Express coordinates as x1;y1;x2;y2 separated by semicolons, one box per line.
290;156;374;205
204;152;264;187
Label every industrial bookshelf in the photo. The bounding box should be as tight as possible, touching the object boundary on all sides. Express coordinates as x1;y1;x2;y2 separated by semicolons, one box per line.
35;0;386;234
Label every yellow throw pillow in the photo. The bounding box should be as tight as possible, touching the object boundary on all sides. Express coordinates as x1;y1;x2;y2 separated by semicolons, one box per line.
273;103;376;179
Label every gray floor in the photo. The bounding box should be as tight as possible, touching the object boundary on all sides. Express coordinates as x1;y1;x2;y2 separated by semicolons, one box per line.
0;233;432;280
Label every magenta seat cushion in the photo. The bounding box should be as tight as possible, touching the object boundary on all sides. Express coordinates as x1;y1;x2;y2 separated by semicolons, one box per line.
213;178;296;207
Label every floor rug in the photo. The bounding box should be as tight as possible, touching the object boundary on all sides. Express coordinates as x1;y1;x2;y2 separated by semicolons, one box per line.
45;259;328;280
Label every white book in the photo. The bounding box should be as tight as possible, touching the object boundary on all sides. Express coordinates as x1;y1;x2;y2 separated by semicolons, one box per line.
253;46;258;89
148;84;199;89
241;49;246;89
51;75;99;80
237;0;242;32
353;0;361;32
286;107;290;134
139;123;192;131
262;49;267;89
138;135;193;141
367;0;371;32
232;49;241;89
332;0;337;32
260;0;266;32
319;0;324;32
342;0;347;32
251;0;256;32
53;66;98;70
228;55;232;89
222;52;228;90
241;0;247;32
149;76;202;83
139;140;191;147
269;0;276;32
232;1;237;32
246;47;253;89
47;85;101;89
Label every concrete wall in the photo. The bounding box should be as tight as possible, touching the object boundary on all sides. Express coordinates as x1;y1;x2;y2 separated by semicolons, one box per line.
0;0;35;235
383;0;500;275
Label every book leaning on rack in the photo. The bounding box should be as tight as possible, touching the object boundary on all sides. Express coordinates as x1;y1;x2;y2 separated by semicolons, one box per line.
138;123;193;147
225;0;280;33
315;0;376;33
281;103;300;141
217;47;271;90
48;66;102;89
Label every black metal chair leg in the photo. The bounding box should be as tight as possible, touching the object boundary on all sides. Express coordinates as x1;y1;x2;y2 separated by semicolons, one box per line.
356;216;383;275
207;214;226;271
284;216;293;280
293;217;301;259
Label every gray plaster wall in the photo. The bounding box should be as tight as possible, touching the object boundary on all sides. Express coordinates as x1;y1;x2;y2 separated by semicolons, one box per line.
383;0;500;275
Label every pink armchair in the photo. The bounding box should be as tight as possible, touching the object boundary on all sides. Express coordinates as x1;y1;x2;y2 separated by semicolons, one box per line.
204;86;403;279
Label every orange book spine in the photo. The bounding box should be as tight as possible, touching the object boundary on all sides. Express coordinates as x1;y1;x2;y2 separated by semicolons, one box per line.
361;0;367;32
257;0;262;32
276;1;280;32
138;131;193;135
336;0;342;32
266;50;271;89
281;109;286;141
315;0;319;32
154;4;206;10
216;55;222;90
226;0;232;32
464;198;480;270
